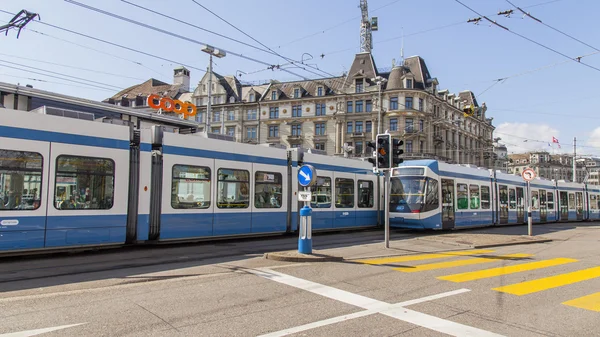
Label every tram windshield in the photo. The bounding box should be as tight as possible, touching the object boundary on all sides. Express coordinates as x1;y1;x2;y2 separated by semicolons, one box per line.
389;176;439;213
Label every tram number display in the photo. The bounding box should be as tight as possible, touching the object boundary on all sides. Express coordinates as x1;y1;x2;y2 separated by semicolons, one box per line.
147;94;197;118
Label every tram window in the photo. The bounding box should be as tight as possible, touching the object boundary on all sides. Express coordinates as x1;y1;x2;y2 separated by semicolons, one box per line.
469;185;480;209
422;179;439;212
171;165;210;209
217;168;249;209
457;183;468;210
310;177;332;208
0;149;43;211
576;192;583;212
357;180;374;208
508;188;516;209
480;186;490;209
335;178;354;208
54;155;114;210
499;185;508;209
539;189;547;208
590;195;597;210
531;191;539;210
255;171;282;208
568;193;575;209
547;192;554;210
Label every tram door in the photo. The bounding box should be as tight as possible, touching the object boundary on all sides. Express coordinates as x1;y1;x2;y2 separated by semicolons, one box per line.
441;179;455;229
499;185;509;224
539;189;547;223
559;191;569;221
516;187;525;223
576;192;584;220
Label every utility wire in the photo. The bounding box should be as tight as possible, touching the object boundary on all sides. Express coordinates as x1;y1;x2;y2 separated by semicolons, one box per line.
454;0;600;73
0;59;124;90
505;0;600;52
0;72;118;92
0;52;147;81
64;0;309;80
189;0;338;79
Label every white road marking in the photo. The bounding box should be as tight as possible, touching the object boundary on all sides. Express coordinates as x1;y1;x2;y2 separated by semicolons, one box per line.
0;324;85;337
250;268;504;337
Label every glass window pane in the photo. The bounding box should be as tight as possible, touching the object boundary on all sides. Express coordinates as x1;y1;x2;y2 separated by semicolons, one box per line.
55;155;114;210
481;186;490;209
499;185;508;210
255;171;282;208
568;193;575;209
423;178;439;212
509;188;516;209
591;195;597;210
335;178;354;208
171;165;211;209
217;168;249;208
470;185;480;209
310;176;331;208
547;192;554;209
0;149;43;211
457;183;468;209
531;190;539;209
358;180;373;208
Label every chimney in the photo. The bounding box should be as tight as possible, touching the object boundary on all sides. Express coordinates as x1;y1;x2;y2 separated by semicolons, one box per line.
173;66;190;92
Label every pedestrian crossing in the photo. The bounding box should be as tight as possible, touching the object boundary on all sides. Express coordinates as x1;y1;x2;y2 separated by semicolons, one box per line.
356;250;600;313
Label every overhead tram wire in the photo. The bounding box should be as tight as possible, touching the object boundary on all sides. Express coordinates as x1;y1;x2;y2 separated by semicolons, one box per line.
453;0;600;73
505;0;600;52
189;0;338;79
0;72;119;92
0;59;124;90
0;52;147;81
64;0;310;81
0;9;208;76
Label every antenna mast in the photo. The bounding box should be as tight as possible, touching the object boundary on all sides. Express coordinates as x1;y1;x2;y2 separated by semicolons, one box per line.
359;0;378;52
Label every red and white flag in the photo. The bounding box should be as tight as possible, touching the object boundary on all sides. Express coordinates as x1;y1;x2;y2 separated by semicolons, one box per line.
552;136;561;148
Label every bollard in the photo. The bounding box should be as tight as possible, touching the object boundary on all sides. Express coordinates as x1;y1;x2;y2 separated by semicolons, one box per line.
298;205;313;254
527;206;533;236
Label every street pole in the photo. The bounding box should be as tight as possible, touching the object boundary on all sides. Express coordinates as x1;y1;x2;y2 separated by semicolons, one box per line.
527;181;532;236
573;136;577;182
384;169;390;248
377;80;382;135
206;54;212;131
455;121;460;164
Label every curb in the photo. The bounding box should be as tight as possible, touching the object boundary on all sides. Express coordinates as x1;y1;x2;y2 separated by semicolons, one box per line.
264;252;344;263
416;237;553;249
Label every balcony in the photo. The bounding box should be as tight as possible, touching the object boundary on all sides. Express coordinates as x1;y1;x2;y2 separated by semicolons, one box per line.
287;134;303;142
350;132;364;138
404;126;418;134
313;133;328;141
243;137;258;144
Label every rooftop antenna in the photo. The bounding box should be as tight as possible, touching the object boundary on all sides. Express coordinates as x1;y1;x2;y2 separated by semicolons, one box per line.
400;27;405;66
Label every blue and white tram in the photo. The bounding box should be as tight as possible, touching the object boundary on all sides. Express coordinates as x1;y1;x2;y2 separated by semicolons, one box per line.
0;107;380;255
586;185;600;221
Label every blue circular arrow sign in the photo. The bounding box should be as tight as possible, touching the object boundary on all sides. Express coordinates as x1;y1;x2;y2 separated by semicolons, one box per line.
298;164;317;187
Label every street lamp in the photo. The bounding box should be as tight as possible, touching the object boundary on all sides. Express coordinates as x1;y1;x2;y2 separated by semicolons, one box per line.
371;76;387;135
201;45;226;131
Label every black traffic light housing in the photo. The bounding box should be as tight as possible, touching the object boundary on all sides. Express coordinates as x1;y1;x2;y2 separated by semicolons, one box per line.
366;140;377;167
463;105;474;118
392;138;404;166
376;134;391;170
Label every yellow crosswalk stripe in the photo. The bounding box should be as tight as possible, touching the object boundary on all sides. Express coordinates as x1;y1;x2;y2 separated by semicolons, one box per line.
394;253;533;273
355;249;494;265
563;292;600;312
493;266;600;296
438;258;578;283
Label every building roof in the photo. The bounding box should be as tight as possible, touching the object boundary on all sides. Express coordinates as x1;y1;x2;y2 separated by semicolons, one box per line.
458;91;479;108
105;78;184;102
346;52;378;83
268;76;346;99
403;56;432;90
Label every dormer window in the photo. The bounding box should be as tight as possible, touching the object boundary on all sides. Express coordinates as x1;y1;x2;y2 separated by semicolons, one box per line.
249;93;255;102
317;87;323;97
271;90;277;100
229;96;235;103
406;79;413;89
355;79;364;93
294;88;300;98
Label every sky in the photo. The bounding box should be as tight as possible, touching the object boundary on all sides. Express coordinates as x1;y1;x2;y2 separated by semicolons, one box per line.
1;0;599;156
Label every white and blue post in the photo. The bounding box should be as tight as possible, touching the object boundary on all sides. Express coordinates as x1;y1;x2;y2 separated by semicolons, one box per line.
298;164;317;254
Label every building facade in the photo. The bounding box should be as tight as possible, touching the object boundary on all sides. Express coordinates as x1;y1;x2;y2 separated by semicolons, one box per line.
105;53;497;168
507;152;588;183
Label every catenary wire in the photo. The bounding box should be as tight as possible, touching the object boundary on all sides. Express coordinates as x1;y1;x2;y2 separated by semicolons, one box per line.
0;72;119;92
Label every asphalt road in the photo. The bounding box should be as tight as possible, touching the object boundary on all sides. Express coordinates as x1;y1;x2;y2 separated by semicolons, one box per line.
1;223;599;336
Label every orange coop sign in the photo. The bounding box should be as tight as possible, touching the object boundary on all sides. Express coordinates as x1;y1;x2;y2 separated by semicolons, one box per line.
147;94;197;118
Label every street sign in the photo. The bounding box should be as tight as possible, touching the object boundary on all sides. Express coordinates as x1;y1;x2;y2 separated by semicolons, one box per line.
298;191;312;202
298;164;317;187
522;168;536;182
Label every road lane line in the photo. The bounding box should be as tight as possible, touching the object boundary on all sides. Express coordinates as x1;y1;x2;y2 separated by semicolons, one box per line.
0;323;85;337
394;254;533;273
355;249;494;265
438;258;578;282
563;292;600;312
257;289;472;337
493;266;600;296
250;268;504;337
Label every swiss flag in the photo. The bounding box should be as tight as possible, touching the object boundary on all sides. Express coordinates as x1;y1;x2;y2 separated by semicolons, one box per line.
552;137;559;143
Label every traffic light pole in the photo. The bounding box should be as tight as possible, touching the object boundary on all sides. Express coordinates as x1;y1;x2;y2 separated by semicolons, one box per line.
384;169;390;249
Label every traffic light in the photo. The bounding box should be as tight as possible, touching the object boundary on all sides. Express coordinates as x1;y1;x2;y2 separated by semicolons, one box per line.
366;140;377;167
376;134;391;170
392;138;404;166
463;105;475;118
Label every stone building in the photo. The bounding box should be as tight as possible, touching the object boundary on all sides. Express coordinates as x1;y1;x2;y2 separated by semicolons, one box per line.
507;152;587;183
